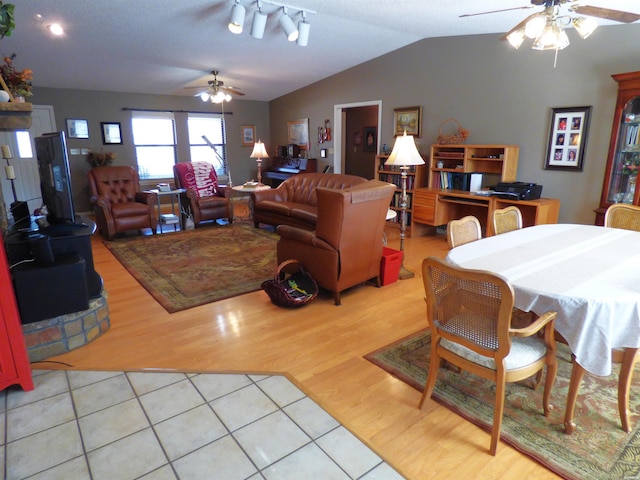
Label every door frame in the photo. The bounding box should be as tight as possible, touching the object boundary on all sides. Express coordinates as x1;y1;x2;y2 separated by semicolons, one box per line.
332;100;382;174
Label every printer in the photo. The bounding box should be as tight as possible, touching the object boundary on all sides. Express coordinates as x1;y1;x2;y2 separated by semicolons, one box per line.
493;182;542;201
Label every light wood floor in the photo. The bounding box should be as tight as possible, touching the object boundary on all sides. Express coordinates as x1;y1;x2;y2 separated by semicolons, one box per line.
46;223;561;480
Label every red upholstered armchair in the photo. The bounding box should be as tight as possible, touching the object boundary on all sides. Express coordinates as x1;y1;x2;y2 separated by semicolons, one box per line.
276;180;395;305
173;161;232;227
88;166;158;240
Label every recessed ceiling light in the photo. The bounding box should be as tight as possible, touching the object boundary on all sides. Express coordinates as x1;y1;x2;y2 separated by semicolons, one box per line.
48;24;64;36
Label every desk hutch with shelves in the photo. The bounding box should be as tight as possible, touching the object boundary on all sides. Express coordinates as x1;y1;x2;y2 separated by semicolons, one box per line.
413;144;560;236
376;154;428;237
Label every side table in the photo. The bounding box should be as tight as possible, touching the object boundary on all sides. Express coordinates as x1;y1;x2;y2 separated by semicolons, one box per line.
146;188;186;233
231;184;271;221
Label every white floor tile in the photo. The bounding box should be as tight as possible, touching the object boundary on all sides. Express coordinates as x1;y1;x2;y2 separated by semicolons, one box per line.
234;410;311;469
155;404;227;461
262;443;350;480
79;398;150;452
7;370;68;410
211;384;278;431
317;426;382;479
7;392;75;442
360;462;407;480
66;370;122;390
172;435;257;480
283;397;340;439
26;456;91;480
139;464;178;479
256;376;305;407
139;379;205;424
87;428;167;480
127;372;188;396
72;374;135;417
190;373;252;401
6;421;83;480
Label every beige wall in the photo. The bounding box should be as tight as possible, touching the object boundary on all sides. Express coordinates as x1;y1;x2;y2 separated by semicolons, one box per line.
32;88;269;212
269;25;640;225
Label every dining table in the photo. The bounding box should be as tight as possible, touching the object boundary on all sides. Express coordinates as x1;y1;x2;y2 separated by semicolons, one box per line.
446;223;640;434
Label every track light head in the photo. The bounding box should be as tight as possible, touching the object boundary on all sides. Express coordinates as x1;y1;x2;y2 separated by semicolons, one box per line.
296;12;310;46
228;1;246;34
279;7;298;41
251;9;268;39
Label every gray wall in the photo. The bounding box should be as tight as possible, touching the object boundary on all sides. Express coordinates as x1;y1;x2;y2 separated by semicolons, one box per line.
269;24;640;225
32;88;269;212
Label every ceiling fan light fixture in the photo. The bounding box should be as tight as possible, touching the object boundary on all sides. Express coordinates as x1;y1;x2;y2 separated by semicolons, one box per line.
532;21;569;51
524;14;546;39
228;1;246;34
506;28;526;49
199;92;210;102
573;16;598;39
279;7;299;42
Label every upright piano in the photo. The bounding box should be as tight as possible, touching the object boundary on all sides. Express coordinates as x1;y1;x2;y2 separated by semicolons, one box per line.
264;157;317;187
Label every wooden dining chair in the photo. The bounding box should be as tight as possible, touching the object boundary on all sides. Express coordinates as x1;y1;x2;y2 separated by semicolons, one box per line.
419;256;558;455
604;203;640;232
446;215;481;249
492;206;523;235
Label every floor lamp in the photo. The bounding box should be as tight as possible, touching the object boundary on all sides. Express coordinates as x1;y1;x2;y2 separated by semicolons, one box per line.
383;131;424;279
250;140;268;185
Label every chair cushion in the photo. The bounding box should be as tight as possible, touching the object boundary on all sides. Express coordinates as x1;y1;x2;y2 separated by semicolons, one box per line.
111;201;151;218
174;162;218;198
440;336;547;371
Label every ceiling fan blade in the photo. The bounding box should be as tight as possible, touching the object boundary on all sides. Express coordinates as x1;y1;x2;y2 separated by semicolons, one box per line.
220;86;245;96
184;85;210;89
500;12;541;41
573;5;640;23
460;5;533;18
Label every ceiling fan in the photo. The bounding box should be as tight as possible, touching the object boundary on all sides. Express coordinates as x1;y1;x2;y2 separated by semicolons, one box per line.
185;70;245;103
461;1;640;51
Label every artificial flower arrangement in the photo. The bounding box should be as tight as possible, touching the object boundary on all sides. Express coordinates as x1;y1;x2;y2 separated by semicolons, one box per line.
87;150;116;168
622;154;640;175
0;53;32;98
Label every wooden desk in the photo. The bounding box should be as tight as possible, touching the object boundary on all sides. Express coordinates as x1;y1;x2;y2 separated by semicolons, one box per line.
413;188;560;236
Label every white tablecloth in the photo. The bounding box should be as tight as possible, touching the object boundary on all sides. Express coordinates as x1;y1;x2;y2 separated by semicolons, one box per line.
446;224;640;376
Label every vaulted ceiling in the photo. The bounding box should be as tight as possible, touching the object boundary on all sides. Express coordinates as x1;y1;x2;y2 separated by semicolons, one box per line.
3;0;639;101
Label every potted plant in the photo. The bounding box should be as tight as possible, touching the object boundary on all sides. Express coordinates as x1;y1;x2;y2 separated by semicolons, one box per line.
0;2;15;40
87;150;116;168
0;53;32;101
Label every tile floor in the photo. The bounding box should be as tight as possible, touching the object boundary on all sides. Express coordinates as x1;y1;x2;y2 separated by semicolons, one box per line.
1;370;406;480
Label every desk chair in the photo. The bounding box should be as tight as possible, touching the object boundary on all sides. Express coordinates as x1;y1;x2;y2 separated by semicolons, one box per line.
604;203;640;231
420;256;558;455
492;206;523;235
447;215;481;249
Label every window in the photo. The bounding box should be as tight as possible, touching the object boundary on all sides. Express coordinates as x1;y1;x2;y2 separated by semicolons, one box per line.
187;113;227;176
131;111;176;179
16;131;33;158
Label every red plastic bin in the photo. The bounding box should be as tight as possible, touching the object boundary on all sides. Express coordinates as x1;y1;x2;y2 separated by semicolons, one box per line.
380;247;403;286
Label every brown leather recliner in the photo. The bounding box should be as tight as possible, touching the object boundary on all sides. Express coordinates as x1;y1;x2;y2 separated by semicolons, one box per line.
173;161;232;227
88;166;158;240
276;179;395;305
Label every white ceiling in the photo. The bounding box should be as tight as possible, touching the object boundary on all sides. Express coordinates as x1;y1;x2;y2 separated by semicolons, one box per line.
3;0;639;101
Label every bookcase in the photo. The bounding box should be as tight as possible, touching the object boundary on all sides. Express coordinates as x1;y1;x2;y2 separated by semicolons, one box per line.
376;154;428;237
429;144;519;190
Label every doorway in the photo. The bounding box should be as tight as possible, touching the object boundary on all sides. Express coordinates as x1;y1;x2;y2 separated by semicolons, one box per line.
332;100;382;177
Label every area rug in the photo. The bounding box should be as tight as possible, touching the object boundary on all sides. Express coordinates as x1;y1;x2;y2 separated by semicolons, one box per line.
104;224;278;312
365;330;640;480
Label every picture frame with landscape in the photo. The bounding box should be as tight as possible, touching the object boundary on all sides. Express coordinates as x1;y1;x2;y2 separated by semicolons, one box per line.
393;106;422;137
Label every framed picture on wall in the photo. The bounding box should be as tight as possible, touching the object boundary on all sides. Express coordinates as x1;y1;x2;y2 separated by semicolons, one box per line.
544;106;591;171
363;126;377;152
393;106;422;137
66;118;89;139
241;125;255;147
101;122;122;144
287;118;309;150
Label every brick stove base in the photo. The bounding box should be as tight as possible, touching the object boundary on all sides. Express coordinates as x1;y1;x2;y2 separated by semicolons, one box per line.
22;290;110;362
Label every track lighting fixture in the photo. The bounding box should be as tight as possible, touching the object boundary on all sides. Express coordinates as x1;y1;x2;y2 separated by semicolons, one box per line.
228;1;315;45
279;7;298;41
251;1;268;39
228;0;246;34
296;11;310;47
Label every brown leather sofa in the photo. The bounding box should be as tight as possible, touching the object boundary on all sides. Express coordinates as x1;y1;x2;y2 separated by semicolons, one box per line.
88;166;158;240
276;179;395;305
251;173;367;230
